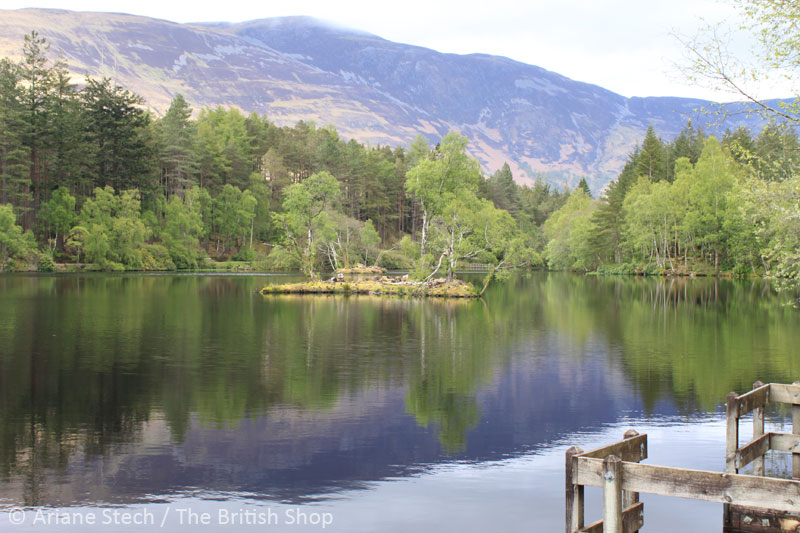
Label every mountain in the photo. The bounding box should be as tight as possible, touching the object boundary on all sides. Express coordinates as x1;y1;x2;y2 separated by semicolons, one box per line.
0;9;767;190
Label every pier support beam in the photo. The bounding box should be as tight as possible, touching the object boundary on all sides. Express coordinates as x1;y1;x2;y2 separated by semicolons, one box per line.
793;382;800;480
753;381;765;477
602;455;623;533
565;446;584;533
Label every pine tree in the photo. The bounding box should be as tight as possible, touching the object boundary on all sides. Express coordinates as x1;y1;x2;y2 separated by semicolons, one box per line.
577;177;592;198
637;125;667;181
667;121;703;181
487;162;521;216
158;94;197;198
82;78;154;194
0;59;30;209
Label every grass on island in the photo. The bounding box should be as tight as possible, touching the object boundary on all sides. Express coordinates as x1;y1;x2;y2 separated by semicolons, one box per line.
334;264;387;275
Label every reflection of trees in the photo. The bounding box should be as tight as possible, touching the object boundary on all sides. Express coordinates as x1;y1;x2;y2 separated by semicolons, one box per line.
533;274;800;411
0;273;797;504
0;275;524;504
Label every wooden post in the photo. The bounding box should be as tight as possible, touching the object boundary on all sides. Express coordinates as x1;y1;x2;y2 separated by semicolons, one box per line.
793;381;800;480
753;381;765;477
566;446;585;533
603;455;623;533
724;391;739;528
622;430;641;533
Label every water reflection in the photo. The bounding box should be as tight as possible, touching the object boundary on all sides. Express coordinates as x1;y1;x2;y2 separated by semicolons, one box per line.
0;273;797;509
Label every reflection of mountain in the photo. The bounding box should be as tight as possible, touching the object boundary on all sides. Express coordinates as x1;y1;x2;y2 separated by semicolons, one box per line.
0;352;639;507
0;9;780;190
0;274;797;507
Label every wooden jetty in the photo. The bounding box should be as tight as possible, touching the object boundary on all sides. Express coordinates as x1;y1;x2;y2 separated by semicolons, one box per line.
565;382;800;532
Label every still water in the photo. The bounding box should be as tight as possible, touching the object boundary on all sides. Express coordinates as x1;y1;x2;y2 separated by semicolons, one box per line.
0;272;798;531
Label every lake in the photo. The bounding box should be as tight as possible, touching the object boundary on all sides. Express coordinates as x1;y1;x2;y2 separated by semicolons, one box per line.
0;272;798;531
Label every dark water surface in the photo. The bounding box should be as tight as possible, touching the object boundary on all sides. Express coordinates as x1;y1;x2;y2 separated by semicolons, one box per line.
0;272;798;531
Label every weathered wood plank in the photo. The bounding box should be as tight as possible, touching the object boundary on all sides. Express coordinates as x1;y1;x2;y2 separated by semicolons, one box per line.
752;381;765;477
726;391;739;527
574;458;800;514
579;502;644;533
726;391;740;472
794;382;800;480
621;431;641;532
736;383;770;415
579;434;647;463
769;432;800;453
768;383;800;406
735;433;770;470
602;456;623;533
729;505;800;532
566;446;585;533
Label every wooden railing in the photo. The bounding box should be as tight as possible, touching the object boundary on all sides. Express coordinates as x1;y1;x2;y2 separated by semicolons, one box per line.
457;263;490;271
565;382;800;533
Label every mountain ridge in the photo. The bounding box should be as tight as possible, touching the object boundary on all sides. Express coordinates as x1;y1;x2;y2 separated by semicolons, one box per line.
0;8;770;190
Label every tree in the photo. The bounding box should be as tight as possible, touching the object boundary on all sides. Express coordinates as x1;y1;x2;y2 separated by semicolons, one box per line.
360;219;381;265
405;132;481;269
39;186;76;252
19;31;59;222
637;126;667;181
82;78;154;194
0;203;36;270
576;177;592;197
158;94;197;197
678;0;800;122
543;189;596;270
591;158;638;264
213;184;255;254
74;186;152;270
193;107;254;192
0;59;29;208
273;171;340;279
685;137;740;270
486;162;522;215
163;189;205;269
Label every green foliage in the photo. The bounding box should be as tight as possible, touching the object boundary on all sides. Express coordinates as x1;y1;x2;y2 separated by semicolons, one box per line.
0;58;30;208
637;126;667;182
359;219;381;264
37;251;55;272
72;187;152;270
273;170;340;279
405;131;482;261
158;94;198;197
39;186;76;251
0;203;37;270
543;189;596;270
0;30;795;283
82;78;154;193
162;190;205;269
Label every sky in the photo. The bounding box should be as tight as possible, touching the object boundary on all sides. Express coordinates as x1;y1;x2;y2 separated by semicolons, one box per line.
1;0;786;101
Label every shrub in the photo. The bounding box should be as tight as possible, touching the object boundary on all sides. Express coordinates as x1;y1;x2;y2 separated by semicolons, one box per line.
38;253;56;272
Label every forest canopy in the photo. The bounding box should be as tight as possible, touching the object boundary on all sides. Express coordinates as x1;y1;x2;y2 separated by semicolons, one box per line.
1;31;799;284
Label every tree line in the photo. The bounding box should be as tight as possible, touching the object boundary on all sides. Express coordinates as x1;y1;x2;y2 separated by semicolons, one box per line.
1;32;798;282
541;123;800;279
0;32;560;276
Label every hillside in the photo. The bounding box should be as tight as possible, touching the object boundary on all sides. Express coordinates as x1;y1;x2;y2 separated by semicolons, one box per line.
0;8;767;189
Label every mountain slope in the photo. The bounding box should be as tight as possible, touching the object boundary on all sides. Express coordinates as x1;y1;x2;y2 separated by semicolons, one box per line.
0;9;763;189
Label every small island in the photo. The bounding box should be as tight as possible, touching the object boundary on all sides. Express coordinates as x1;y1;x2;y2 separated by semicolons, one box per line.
260;276;478;298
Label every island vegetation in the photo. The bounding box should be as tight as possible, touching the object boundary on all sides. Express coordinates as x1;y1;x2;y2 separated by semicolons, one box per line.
1;1;800;289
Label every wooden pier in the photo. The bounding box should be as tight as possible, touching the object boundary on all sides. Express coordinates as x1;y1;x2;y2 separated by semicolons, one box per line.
565;382;800;532
457;263;491;272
